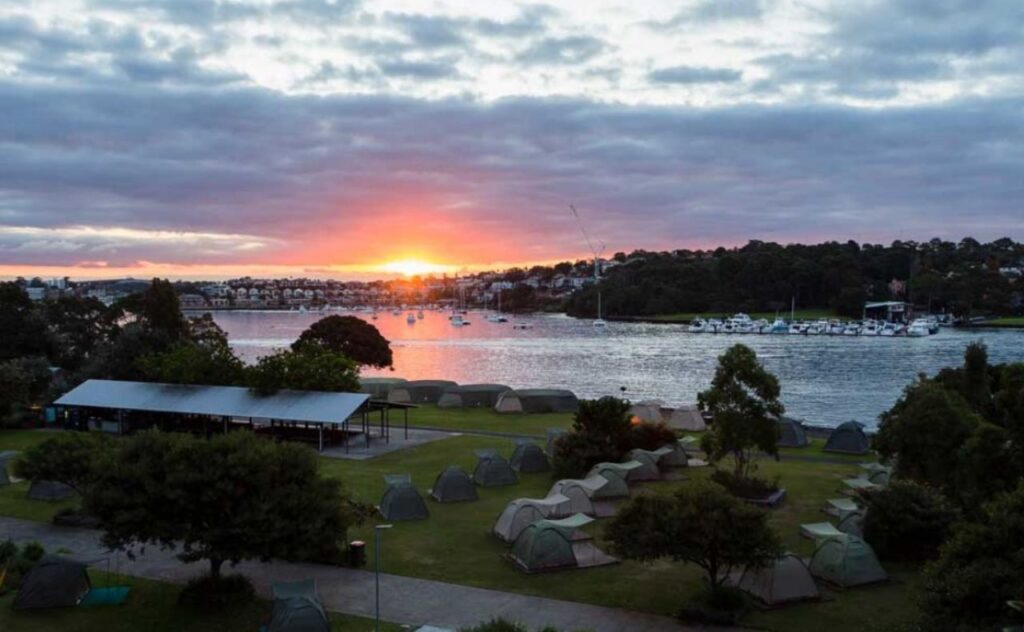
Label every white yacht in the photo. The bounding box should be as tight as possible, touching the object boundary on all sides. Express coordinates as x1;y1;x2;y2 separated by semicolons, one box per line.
753;319;770;333
688;318;708;333
765;319;789;334
907;321;930;337
842;323;861;336
788;322;808;335
451;314;468;327
707;318;723;333
861;321;881;336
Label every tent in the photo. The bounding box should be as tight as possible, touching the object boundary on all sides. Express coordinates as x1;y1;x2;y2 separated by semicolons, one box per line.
268;579;330;632
627;400;664;423
387;380;459;405
865;469;891;486
509;514;617;573
585;462;641;499
859;462;893;476
726;554;820;606
494;389;579;414
654;441;689;469
510;441;550;473
547;476;608;516
824;421;871;455
837;510;865;538
472;449;518;487
668;405;706;431
626;450;664;481
842;477;882;493
359;377;408;399
545;428;568;457
429;466;478;503
493;495;572;543
378;474;429;521
0;450;18;487
27;480;76;501
800;522;843;540
14;555;91;610
824;497;861;518
776;417;809;448
437;384;511;408
808;534;888;587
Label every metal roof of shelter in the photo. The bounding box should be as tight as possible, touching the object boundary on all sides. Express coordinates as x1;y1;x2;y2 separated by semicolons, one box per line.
54;379;369;426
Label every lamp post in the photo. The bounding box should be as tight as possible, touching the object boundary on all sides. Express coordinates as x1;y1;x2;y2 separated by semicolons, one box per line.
374;524;392;632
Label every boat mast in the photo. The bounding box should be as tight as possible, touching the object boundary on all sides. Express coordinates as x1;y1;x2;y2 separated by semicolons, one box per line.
569;204;606;320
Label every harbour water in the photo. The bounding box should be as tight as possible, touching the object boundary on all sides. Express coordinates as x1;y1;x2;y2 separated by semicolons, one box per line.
213;310;1024;429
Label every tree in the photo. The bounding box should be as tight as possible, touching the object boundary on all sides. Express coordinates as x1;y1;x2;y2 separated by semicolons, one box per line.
0;283;47;361
606;484;781;595
551;397;632;479
86;430;365;578
859;480;958;562
698;345;783;484
112;278;188;340
954;422;1022;513
247;346;360;395
292;315;392;368
14;432;115;496
918;483;1024;631
962;341;992;414
41;295;114;370
139;342;246;387
0;357;52;423
80;323;174;382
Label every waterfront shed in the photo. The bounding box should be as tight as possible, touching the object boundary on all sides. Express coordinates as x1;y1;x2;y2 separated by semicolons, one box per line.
268;580;329;632
808;534;887;587
472;449;518;487
492;495;572;542
726;554;820;606
510;440;550;473
437;384;511;408
824;421;871;455
429;466;478;503
378;474;429;521
494;389;579;414
14;556;91;609
776;417;809;448
387;380;458;405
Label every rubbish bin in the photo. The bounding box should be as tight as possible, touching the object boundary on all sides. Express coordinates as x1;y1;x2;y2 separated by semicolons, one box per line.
349;540;366;568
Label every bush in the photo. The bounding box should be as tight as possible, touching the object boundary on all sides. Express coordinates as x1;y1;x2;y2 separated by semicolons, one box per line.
678;585;749;626
551;432;623;479
0;541;47;593
459;620;575;632
629;421;678;451
860;480;958;562
710;469;779;498
21;541;44;563
178;573;255;610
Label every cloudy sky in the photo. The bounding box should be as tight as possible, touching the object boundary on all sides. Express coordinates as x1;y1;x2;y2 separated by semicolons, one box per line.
2;0;1022;279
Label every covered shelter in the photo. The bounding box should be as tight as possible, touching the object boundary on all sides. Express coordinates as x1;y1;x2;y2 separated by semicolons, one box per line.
493;495;572;543
379;474;429;521
14;555;91;610
545;428;568;457
508;514;617;573
776;417;809;448
585;462;641;499
510;440;550;473
824;421;871;455
387;380;458;405
668;405;706;431
863;301;912;323
268;579;330;632
429;466;478;503
472;449;518;487
626;449;664;481
726;554;820;606
27;480;75;501
808;535;887;587
0;450;18;487
627;400;664;423
437;384;511;408
546;476;609;516
359;378;408;400
53;379;373;453
494;389;579;414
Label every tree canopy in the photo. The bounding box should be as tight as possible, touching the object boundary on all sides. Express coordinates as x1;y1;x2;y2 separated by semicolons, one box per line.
293;315;392;368
247;345;360;395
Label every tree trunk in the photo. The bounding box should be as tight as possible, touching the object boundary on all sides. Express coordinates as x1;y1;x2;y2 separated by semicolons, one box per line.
209;558;224;578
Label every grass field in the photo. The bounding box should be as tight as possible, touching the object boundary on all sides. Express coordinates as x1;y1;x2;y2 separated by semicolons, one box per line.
0;427;914;632
980;316;1024;328
644;309;838;323
0;573;400;632
404;405;574;436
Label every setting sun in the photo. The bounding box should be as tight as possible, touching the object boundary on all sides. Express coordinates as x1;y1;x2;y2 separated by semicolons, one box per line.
380;259;455;277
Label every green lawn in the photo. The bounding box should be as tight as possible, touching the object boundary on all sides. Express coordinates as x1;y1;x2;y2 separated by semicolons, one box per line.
404;405;574;436
0;573;401;632
0;429;915;632
982;316;1024;327
647;309;837;323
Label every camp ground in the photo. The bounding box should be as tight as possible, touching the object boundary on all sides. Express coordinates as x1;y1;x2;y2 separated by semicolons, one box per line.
626;400;664;423
667;405;706;431
824;497;861;518
472;449;518;487
429;466;478;503
359;377;408;399
544;428;567;457
841;476;883;494
492;495;572;543
509;440;550;474
651;442;689;469
508;514;617;573
726;553;820;607
379;474;429;521
27;480;76;501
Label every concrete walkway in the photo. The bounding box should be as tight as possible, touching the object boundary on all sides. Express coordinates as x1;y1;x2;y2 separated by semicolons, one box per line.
1;516;728;632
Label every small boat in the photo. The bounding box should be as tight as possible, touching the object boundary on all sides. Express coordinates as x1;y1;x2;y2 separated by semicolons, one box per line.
788;323;808;335
406;313;416;324
753;319;770;333
486;314;509;323
842;323;861;336
828;321;846;336
451;315;468;327
592;318;607;327
861;321;880;336
765;319;789;334
512;322;532;330
688;318;707;333
391;309;401;316
417;310;424;320
907;321;930;337
707;318;723;333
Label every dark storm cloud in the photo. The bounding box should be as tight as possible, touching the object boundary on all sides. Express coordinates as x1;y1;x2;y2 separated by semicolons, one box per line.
648;66;743;84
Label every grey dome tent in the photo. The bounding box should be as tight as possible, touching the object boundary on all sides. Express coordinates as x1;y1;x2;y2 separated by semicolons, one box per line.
437;384;511;408
824;421;871;455
472;449;518;487
626;450;664;481
654;442;689;469
359;377;408;399
493;495;572;543
837;510;865;538
776;417;810;448
585;462;642;499
726;553;820;606
388;380;458;404
627;400;664;423
546;476;608;516
545;428;567;457
494;389;579;414
429;466;478;503
0;450;18;487
510;440;550;473
268;579;329;632
27;480;76;501
808;534;887;587
379;474;429;521
509;514;617;573
668;405;706;431
14;555;91;610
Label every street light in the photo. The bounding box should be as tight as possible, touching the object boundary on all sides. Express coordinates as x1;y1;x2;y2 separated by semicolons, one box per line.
374;524;393;632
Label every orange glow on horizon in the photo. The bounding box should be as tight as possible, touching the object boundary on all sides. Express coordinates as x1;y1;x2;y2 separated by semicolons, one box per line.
380;259;457;277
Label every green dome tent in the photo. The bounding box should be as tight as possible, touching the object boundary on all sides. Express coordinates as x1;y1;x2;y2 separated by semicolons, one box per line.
379;474;429;521
429;466;478;503
585;462;642;499
627;450;665;481
492;495;571;543
268;580;329;632
472;449;518;487
14;556;91;610
359;378;408;399
776;417;810;448
509;514;617;573
726;553;820;606
494;389;579;414
809;534;887;587
824;421;871;455
546;476;608;516
437;384;511;408
387;380;458;404
510;441;550;473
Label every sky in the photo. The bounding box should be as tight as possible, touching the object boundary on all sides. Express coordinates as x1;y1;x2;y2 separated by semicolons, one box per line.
1;0;1022;280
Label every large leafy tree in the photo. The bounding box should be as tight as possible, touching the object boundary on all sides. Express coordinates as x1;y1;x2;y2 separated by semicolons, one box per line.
87;430;365;577
247;346;360;395
0;283;47;361
698;344;783;482
859;480;959;562
551;397;632;479
14;432;115;496
112;278;188;340
0;356;51;422
606;484;781;595
139;315;245;386
293;315;392;368
41;295;116;370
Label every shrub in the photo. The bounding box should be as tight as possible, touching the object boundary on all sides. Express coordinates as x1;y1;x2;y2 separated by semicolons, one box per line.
458;620;576;632
551;397;634;479
178;573;255;610
551;432;622;480
860;481;958;562
629;421;678;451
710;469;779;498
678;584;749;625
14;432;114;496
21;541;44;563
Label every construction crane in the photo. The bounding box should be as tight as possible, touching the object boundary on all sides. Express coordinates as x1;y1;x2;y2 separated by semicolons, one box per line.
569;204;607;326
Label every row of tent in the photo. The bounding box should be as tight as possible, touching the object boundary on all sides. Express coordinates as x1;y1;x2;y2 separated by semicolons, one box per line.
359;378;580;414
775;418;872;454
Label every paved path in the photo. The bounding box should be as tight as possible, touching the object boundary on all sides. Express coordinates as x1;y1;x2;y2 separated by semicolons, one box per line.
1;516;731;632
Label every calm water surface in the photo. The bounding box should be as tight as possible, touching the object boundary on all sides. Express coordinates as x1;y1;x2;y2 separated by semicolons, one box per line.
213;310;1024;429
